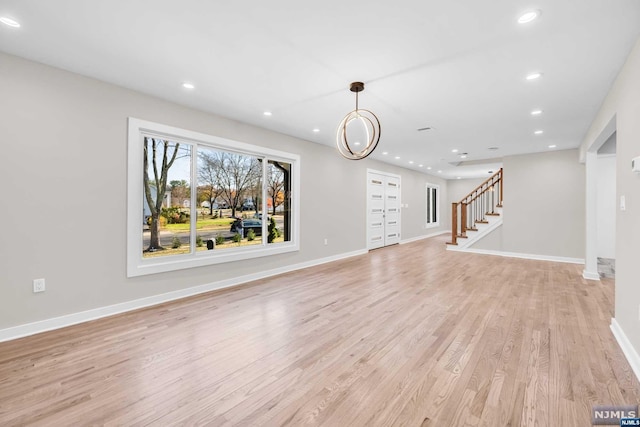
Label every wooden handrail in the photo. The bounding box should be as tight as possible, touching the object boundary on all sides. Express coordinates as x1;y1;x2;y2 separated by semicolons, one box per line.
459;169;502;204
448;168;503;246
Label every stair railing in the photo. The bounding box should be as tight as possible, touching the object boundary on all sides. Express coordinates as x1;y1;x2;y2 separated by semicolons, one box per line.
448;168;503;245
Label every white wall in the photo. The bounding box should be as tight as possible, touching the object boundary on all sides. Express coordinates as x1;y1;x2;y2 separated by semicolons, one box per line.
471;225;503;251
597;155;616;259
446;177;487;206
0;52;447;331
502;150;585;258
581;37;640;364
399;172;449;238
451;151;585;259
471;150;585;258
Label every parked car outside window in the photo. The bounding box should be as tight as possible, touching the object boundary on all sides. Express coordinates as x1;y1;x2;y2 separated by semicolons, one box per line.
230;218;262;235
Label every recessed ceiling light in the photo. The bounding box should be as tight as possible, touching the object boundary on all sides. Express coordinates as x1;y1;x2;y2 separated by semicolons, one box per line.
312;128;320;133
460;155;467;159
182;82;195;89
548;144;557;148
437;170;442;173
409;161;414;164
419;164;424;168
395;156;400;160
457;177;462;180
452;149;459;153
531;109;543;115
526;72;543;81
382;151;388;155
427;166;432;170
534;130;544;135
0;16;20;28
263;111;272;116
518;10;540;24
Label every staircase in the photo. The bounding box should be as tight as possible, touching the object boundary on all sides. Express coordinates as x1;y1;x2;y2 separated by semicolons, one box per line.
447;168;503;250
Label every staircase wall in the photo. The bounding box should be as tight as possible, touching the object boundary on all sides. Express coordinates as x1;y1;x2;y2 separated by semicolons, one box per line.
470;223;503;250
501;149;585;259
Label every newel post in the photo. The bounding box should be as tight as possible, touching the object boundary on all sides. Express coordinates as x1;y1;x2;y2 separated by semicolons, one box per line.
449;202;458;245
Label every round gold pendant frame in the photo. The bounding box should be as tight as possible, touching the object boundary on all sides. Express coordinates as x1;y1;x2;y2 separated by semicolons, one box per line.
336;82;381;160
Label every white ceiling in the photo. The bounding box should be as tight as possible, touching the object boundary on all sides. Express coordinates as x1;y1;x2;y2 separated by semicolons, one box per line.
1;1;639;179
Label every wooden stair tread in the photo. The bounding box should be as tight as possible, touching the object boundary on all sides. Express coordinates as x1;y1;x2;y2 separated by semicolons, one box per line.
486;213;500;216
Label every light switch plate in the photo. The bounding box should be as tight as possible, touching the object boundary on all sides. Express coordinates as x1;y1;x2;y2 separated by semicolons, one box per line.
33;278;45;293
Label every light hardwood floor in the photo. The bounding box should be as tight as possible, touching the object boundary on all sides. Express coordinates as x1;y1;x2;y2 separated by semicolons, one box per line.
1;235;639;426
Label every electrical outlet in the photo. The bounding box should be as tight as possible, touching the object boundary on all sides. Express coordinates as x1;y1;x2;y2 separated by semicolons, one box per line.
33;278;45;293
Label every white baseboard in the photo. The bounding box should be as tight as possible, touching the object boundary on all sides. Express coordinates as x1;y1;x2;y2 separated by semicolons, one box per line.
611;318;640;383
400;230;450;244
582;270;602;281
0;249;368;343
446;247;585;265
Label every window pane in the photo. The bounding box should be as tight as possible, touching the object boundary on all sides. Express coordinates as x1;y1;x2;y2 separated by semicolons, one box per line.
267;160;291;244
431;188;437;223
196;148;263;251
142;138;192;258
426;185;439;226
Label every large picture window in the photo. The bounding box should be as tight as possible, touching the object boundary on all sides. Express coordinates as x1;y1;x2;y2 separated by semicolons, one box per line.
426;183;440;228
128;118;300;277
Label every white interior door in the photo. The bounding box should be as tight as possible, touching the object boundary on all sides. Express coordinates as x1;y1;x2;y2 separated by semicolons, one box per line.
384;176;401;245
367;170;401;249
367;172;386;250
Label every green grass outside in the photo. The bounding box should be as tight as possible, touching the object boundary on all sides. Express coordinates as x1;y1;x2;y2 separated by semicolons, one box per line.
165;217;235;232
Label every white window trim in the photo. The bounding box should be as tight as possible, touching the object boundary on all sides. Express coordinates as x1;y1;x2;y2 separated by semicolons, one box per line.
127;118;300;277
425;182;440;228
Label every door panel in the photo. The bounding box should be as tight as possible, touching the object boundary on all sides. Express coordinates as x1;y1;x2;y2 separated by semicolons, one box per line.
367;173;385;250
384;176;401;245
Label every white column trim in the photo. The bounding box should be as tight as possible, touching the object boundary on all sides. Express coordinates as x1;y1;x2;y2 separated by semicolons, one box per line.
583;150;600;281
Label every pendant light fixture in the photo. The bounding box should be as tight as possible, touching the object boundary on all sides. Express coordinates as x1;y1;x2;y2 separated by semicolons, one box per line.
336;82;381;160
